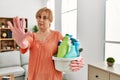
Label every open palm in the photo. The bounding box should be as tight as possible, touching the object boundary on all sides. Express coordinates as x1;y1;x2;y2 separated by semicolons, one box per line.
7;16;31;48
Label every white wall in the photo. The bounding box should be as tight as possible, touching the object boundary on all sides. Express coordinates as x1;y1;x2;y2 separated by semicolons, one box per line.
55;0;61;32
0;0;105;80
0;0;47;30
55;0;105;80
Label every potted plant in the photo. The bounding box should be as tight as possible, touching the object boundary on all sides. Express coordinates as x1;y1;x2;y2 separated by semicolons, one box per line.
106;57;115;67
32;25;38;32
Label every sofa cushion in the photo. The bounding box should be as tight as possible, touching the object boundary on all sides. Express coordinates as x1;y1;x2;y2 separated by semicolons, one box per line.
0;51;21;68
22;64;28;80
0;66;25;77
20;50;29;66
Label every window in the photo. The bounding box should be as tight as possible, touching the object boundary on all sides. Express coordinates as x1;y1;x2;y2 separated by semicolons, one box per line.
61;0;77;38
105;0;120;63
47;0;55;30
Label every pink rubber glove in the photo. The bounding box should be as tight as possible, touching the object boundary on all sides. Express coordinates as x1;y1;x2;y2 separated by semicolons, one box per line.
7;16;31;49
70;57;84;72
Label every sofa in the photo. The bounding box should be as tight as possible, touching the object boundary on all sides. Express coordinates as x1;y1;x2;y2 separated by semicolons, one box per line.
0;50;29;80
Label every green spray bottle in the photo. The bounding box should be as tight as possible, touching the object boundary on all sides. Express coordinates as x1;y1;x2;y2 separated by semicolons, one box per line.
57;34;70;58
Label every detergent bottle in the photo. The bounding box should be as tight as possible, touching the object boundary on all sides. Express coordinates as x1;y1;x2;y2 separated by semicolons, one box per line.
64;44;77;58
74;41;80;57
57;34;70;58
70;38;80;57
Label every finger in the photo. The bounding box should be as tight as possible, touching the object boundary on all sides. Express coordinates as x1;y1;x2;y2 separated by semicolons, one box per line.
71;66;80;69
79;58;85;64
13;17;19;32
70;63;79;67
71;60;82;64
26;31;32;35
21;18;25;31
79;57;84;61
16;16;22;31
25;31;31;36
16;16;21;27
14;16;24;33
72;68;80;72
13;17;17;28
71;65;83;71
71;63;84;67
71;60;77;63
7;21;14;32
71;61;84;67
71;67;80;72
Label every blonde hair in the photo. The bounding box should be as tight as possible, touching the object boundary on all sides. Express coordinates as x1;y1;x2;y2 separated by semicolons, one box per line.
36;7;53;22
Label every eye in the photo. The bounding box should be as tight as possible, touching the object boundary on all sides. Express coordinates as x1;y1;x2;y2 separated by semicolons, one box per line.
43;16;47;20
38;16;41;19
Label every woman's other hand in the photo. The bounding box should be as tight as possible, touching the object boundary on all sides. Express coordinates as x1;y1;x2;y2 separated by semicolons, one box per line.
70;57;84;72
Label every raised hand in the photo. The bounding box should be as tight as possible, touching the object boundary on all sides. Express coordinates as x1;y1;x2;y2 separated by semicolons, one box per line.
7;16;31;49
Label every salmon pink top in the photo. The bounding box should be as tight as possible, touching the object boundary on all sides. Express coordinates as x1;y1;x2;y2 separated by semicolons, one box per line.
20;30;63;80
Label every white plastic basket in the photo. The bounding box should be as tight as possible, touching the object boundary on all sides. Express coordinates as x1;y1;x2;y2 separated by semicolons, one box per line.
52;56;81;73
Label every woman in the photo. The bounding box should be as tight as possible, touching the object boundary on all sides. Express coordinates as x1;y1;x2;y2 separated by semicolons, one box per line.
7;7;84;80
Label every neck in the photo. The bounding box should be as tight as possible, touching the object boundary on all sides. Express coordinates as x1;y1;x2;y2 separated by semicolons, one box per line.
38;29;51;34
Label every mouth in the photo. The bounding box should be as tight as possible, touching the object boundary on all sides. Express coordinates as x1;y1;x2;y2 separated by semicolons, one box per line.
39;23;44;26
40;24;43;26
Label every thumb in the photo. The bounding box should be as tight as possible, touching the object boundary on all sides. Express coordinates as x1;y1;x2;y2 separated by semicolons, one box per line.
24;31;32;37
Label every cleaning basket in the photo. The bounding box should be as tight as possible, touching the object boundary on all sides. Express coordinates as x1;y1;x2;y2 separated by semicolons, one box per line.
52;56;81;72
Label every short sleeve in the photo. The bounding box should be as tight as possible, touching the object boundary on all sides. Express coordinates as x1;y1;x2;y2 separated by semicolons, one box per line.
57;31;63;41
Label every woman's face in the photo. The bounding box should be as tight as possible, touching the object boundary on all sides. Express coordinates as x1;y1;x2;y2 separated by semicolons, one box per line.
36;11;51;31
